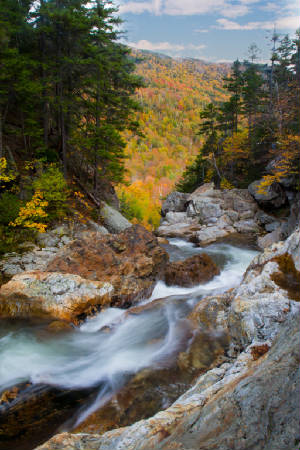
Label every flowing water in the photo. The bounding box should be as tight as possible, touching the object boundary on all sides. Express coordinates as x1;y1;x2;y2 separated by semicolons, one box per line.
0;238;258;431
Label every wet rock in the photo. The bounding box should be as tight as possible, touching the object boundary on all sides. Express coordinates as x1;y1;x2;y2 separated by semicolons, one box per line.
0;382;100;450
35;229;300;450
0;226;168;321
165;254;220;287
248;179;286;208
195;226;232;245
46;225;168;309
99;203;132;234
161;192;189;217
0;272;113;323
37;316;300;450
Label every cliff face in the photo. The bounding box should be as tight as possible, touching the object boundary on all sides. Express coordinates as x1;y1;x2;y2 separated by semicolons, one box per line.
35;228;300;450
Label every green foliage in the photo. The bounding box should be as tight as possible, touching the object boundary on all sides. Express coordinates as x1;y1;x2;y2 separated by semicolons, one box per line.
33;166;68;221
0;192;21;226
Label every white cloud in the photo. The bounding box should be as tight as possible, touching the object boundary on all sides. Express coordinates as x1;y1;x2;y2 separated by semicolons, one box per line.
119;1;159;14
119;0;261;17
163;0;227;15
216;18;272;30
127;39;206;53
221;4;249;18
216;15;298;31
127;39;184;51
275;15;300;30
194;29;209;33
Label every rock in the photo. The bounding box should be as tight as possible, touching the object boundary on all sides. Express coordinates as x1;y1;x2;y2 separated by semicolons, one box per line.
161;192;188;217
257;228;283;249
265;221;280;232
0;381;100;450
46;225;168;309
164;254;220;287
255;210;277;225
248;179;286;208
226;209;239;222
192;198;223;222
0;226;168;321
234;219;261;233
99;203;132;233
157;223;200;239
157;237;169;245
34;230;300;450
164;212;192;225
157;185;261;245
37;316;300;450
86;220;109;234
0;272;113;323
266;157;296;188
196;226;232;245
186;182;215;200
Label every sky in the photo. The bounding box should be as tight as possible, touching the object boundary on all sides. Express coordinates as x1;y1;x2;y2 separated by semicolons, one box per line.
116;0;300;63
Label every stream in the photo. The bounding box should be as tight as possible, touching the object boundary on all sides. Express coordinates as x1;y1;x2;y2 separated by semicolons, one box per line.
0;238;258;445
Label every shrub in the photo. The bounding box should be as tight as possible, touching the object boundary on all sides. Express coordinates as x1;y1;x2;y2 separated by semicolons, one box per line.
0;192;22;226
33;166;68;220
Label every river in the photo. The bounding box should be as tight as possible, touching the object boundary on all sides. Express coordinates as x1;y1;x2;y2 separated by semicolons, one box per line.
0;238;258;444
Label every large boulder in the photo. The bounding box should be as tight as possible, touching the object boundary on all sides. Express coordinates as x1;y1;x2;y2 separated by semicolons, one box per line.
0;226;168;322
161;192;188;217
46;225;168;308
0;272;113;323
99;203;132;233
164;254;220;287
248;179;286;208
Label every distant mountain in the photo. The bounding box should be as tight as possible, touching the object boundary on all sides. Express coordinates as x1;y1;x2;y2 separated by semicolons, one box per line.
118;50;230;228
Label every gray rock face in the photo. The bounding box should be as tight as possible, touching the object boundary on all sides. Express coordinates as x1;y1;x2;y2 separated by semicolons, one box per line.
161;191;189;217
248;180;286;208
0;222;109;279
158;185;260;245
99;203;132;233
36;229;300;450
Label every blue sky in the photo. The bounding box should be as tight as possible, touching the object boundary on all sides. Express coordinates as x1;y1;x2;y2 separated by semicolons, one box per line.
116;0;299;62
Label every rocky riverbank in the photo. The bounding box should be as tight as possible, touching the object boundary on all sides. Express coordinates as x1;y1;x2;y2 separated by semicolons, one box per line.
0;193;299;450
157;182;299;250
35;227;300;450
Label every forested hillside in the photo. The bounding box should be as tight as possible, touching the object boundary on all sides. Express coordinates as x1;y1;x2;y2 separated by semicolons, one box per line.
0;0;142;253
118;52;230;228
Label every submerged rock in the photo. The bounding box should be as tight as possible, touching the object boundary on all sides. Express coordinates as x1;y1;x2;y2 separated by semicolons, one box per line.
164;254;220;287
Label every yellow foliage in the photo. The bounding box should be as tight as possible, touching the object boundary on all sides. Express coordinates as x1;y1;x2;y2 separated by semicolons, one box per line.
0;157;17;183
258;134;300;193
10;190;48;233
220;178;235;189
222;130;250;162
204;168;214;182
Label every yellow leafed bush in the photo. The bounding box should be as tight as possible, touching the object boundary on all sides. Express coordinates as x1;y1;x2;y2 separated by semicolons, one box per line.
10;190;48;233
